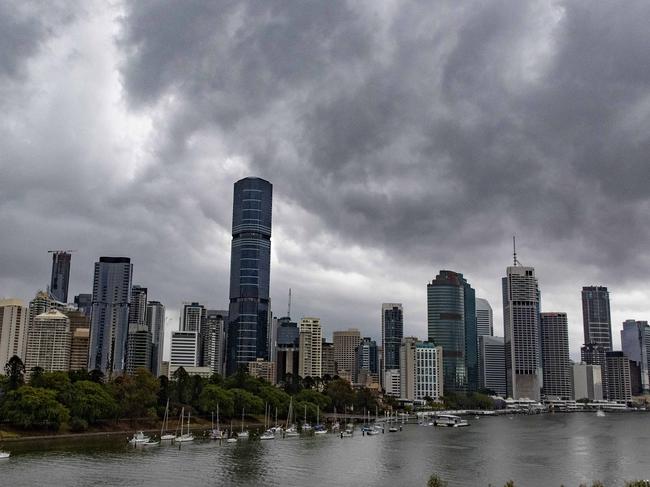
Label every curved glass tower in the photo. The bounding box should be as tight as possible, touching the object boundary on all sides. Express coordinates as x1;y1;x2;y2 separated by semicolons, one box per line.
226;177;272;375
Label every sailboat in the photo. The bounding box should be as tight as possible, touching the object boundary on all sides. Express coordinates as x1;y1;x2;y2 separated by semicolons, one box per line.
284;398;299;437
210;406;224;440
238;408;249;439
302;404;312;432
160;399;176;441
314;405;327;434
260;403;276;440
0;451;10;459
175;407;195;442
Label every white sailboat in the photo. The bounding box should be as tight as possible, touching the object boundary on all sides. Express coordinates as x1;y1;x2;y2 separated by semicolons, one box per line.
260;403;276;440
314;405;327;435
238;408;249;439
0;451;10;459
128;431;151;444
302;404;312;431
210;406;224;440
160;399;176;441
284;398;299;437
175;408;195;442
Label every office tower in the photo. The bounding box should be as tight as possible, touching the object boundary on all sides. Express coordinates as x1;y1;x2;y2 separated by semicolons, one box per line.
621;320;650;394
540;313;571;399
571;363;603;400
400;337;443;401
298;317;322;378
581;343;609;398
129;286;148;327
354;337;379;383
66;310;90;371
203;310;227;375
277;317;299;347
146;301;165;376
88;257;133;375
478;335;507;396
125;325;152;374
29;290;67;327
74;293;93;318
25;310;71;373
181;302;204;332
476;298;493;337
381;303;403;389
333;328;362;376
503;263;542;400
0;299;29;366
226;177;273;375
276;346;300;384
605;351;632;402
582;286;612;350
170;331;200;367
384;368;401;396
427;270;477;393
49;251;71;303
248;358;276;384
321;340;336;377
268;314;277;363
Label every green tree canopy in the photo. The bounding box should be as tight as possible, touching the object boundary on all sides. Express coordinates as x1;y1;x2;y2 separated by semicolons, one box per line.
4;355;25;390
110;369;159;419
230;388;264;415
1;386;69;430
63;380;118;424
325;378;355;413
199;385;234;418
295;389;331;411
258;385;291;417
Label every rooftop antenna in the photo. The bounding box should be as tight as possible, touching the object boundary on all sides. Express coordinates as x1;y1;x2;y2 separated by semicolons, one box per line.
287;288;292;318
513;235;520;266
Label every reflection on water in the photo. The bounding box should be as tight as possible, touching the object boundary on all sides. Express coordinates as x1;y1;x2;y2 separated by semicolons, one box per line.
1;414;649;487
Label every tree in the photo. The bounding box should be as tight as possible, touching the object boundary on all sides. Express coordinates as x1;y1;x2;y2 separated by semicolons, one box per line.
110;369;159;419
199;385;234;417
324;379;355;412
354;387;378;412
68;369;91;383
1;386;69;430
29;367;45;387
63;380;118;424
428;474;448;487
225;368;262;393
35;371;72;399
4;355;25;390
258;385;291;418
295;389;331;411
190;374;205;407
88;369;105;383
172;367;191;404
230;388;264;415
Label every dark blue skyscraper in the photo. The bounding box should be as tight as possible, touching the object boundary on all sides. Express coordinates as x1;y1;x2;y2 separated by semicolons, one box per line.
226;177;272;375
50;251;71;303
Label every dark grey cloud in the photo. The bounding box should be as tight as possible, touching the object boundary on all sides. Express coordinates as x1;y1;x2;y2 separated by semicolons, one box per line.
1;0;649;357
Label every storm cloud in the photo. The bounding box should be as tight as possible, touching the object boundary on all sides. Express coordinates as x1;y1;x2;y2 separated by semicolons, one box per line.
1;0;649;358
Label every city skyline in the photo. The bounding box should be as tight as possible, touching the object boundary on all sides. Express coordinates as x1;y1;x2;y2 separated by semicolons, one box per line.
1;2;650;364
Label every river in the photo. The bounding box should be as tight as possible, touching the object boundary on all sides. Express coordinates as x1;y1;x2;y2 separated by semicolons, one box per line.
1;413;649;486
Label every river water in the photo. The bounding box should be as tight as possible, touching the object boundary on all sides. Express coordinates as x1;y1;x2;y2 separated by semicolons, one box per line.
1;413;649;487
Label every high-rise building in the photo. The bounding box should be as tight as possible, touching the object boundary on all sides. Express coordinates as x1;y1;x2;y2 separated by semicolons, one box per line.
0;299;28;367
333;328;362;376
384;368;401;397
605;351;632;402
29;290;67;328
65;310;90;371
181;302;205;332
74;293;93;318
381;303;403;388
125;324;152;374
321;340;336;377
427;270;477;393
203;310;227;375
276;346;300;384
621;320;650;394
170;331;200;367
25;310;71;373
88;257;133;375
400;337;443;401
581;343;609;398
478;335;506;396
572;363;603;401
354;337;379;383
49;251;71;303
298;317;322;378
129;286;148;327
475;298;493;337
581;286;612;350
503;263;542;400
248;358;276;384
146;301;165;376
540;312;572;399
226;177;273;375
276;317;299;347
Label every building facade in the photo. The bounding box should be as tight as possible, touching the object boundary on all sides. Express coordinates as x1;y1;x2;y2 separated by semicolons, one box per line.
66;310;90;371
146;301;165;376
321;340;336;377
581;343;609;399
605;351;632;402
478;335;506;396
0;299;28;367
582;286;612;350
203;310;227;375
226;177;273;375
572;363;603;401
170;331;200;367
381;303;403;389
621;320;650;394
400;337;443;401
125;324;152;374
298;317;322;378
475;297;493;337
88;257;133;375
50;251;71;303
25;310;71;373
384;368;401;397
503;264;542;400
74;293;93;318
540;312;572;399
248;358;276;384
333;328;362;377
354;337;379;383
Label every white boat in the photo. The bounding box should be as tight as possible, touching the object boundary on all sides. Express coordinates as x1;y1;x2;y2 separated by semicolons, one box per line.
388;426;399;432
226;437;238;443
284;398;300;437
260;403;276;440
596;409;606;417
260;429;276;440
313;407;327;434
142;440;160;447
160;399;175;441
175;408;195;442
238;408;249;439
433;414;469;427
0;451;10;459
210;407;224;440
340;428;353;438
129;431;151;444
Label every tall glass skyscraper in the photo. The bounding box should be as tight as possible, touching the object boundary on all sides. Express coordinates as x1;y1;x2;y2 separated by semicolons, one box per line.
381;303;403;388
88;257;133;375
581;286;612;350
226;177;272;375
427;270;477;393
50;251;71;303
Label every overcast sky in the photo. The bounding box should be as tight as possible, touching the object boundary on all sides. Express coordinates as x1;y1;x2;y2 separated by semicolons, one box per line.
1;1;649;361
